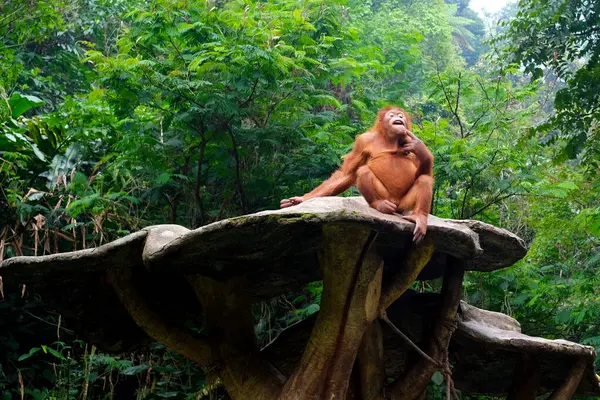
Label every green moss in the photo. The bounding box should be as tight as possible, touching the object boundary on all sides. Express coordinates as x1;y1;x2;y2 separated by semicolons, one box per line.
229;216;251;224
228;212;322;226
272;213;321;224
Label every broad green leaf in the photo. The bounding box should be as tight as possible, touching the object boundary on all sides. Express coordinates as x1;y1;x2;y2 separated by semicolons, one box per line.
122;364;150;375
31;144;46;161
9;93;44;119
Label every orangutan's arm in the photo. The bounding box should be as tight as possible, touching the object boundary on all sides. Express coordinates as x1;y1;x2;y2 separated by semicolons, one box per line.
302;134;372;200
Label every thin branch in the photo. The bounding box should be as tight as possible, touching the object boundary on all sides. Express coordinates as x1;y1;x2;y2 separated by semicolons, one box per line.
0;5;25;29
474;148;499;177
262;91;293;128
467;191;518;219
238;78;260;109
437;70;454;115
466;109;487;137
476;77;492;104
194;119;207;227
268;163;289;201
459;177;472;219
249;115;263;128
141;70;204;109
573;26;600;37
167;35;185;65
24;311;74;334
215;196;233;221
455;72;461;114
380;311;439;367
167;33;192;83
0;41;31;49
226;125;248;213
437;68;465;138
0;11;60;34
466;78;494;137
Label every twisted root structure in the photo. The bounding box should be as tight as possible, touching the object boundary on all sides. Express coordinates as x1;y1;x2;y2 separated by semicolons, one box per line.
1;197;598;399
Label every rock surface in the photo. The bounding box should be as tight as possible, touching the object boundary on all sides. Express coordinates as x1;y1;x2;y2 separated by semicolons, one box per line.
0;231;149;351
453;302;599;396
142;197;528;292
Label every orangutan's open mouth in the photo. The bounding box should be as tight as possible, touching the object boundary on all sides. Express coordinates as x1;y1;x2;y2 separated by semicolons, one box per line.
392;120;405;126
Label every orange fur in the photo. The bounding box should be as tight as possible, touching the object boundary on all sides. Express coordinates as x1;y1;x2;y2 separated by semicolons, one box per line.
281;106;432;242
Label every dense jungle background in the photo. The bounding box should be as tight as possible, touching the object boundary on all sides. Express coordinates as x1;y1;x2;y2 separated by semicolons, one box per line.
1;0;599;398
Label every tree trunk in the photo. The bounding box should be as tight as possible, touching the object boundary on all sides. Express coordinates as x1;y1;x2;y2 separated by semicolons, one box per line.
279;224;383;400
356;320;385;400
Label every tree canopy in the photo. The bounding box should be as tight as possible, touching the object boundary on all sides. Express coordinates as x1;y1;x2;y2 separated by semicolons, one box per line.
497;0;600;161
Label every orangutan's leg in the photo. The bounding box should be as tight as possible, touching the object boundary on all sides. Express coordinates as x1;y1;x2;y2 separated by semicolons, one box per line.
356;165;396;214
397;175;433;243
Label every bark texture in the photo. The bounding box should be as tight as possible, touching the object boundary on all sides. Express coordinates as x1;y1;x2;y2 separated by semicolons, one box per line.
279;225;382;400
548;358;588;400
186;275;283;400
356;321;385;400
388;258;465;400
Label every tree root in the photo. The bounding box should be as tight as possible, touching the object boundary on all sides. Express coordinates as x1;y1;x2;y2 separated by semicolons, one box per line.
387;257;465;400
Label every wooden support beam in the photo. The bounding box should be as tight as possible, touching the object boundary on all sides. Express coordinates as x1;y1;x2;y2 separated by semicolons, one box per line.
379;236;435;313
186;275;283;400
106;267;215;366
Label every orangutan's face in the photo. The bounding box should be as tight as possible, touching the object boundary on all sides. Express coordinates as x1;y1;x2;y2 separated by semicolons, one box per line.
382;109;408;136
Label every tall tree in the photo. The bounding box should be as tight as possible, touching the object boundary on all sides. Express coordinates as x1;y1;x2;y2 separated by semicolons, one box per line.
498;0;600;162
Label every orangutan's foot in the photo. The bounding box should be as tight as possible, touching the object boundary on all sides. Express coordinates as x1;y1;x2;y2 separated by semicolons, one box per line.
371;199;397;214
402;213;428;244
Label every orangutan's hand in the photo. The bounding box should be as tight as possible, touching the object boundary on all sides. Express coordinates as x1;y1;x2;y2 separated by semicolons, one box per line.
402;139;428;160
280;196;304;208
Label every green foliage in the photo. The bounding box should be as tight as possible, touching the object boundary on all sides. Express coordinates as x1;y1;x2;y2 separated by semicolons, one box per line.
1;0;600;398
484;0;600;371
78;0;402;225
445;0;487;65
496;0;600;162
417;68;543;221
